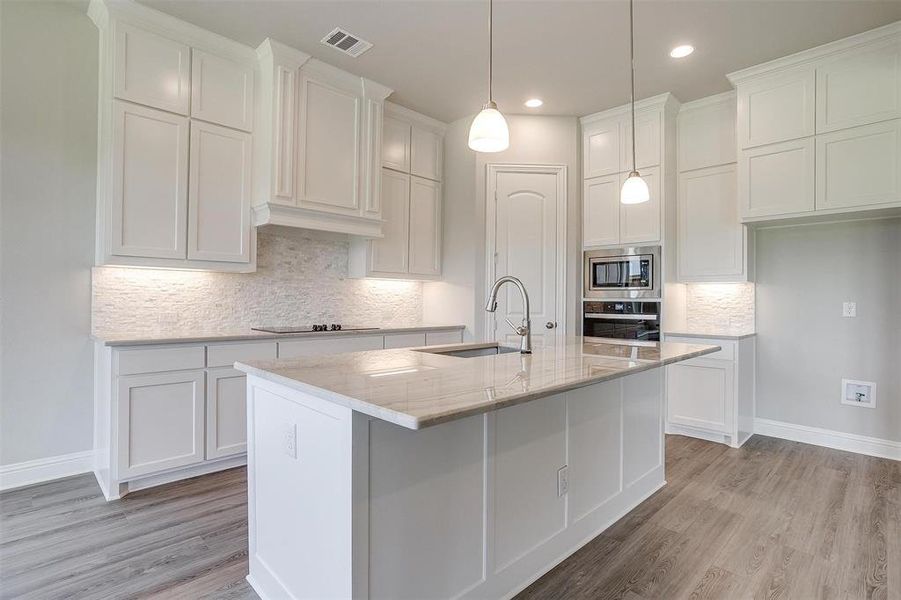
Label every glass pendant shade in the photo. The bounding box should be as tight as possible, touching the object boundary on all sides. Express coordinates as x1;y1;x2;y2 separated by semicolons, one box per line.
468;102;509;153
620;171;650;204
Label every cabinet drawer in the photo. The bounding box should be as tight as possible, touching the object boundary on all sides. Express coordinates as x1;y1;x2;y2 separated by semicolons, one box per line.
116;345;205;375
384;333;427;349
278;335;384;358
665;336;735;361
207;341;278;368
425;330;464;346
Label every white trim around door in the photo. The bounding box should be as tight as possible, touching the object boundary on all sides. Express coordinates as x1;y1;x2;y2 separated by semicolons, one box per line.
485;164;568;341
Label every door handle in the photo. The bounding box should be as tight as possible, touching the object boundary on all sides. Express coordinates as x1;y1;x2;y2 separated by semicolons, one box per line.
545;321;556;329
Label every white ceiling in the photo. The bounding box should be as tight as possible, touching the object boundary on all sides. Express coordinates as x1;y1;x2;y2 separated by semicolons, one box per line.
140;0;901;123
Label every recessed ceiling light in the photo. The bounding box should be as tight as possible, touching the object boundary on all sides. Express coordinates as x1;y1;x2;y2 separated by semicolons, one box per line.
524;98;543;108
670;45;694;58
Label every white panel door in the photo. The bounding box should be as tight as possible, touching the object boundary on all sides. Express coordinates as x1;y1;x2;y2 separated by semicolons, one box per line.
206;367;247;459
408;177;441;276
816;39;901;133
297;75;360;214
583;174;620;248
619;166;661;244
740;137;815;218
816;120;901;210
112;101;188;259
410;125;443;181
678;164;744;280
191;50;254;132
114;22;190;114
621;111;662;170
667;359;733;434
382;115;411;172
371;169;410;274
622;369;663;488
678;96;737;171
188;120;252;263
493;395;566;573
117;370;205;479
737;66;815;148
492;169;561;346
567;381;622;523
583;119;621;178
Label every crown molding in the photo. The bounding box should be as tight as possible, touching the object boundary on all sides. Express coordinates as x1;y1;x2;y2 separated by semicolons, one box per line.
385;101;448;133
580;92;681;125
678;90;736;114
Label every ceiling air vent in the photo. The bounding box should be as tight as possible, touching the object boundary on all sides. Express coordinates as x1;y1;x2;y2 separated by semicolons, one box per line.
320;27;373;58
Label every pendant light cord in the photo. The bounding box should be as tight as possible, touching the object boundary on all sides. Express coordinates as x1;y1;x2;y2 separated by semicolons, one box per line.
488;0;494;103
629;0;636;172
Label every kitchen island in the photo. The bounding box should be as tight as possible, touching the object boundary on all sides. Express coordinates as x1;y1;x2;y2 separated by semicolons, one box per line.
235;337;718;600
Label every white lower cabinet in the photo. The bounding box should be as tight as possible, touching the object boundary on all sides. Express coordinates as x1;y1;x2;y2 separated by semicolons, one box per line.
384;332;426;349
665;335;755;447
206;367;248;459
117;370;205;479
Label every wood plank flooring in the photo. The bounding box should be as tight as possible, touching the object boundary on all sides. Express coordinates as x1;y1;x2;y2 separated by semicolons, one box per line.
1;435;898;599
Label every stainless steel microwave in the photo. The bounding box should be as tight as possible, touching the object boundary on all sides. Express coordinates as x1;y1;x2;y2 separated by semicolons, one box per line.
583;246;661;300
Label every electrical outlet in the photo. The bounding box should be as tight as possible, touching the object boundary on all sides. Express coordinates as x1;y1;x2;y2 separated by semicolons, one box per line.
284;423;297;459
842;302;857;318
841;379;876;409
557;465;569;497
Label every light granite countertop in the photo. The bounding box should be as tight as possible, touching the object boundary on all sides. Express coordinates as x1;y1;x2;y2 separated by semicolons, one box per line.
93;324;465;347
235;336;720;430
662;329;757;340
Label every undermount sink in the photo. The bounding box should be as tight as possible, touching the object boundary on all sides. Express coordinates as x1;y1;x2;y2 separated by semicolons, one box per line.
418;343;521;358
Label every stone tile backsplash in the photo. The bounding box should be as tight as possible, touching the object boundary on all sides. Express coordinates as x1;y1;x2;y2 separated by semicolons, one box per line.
684;282;756;332
92;227;423;336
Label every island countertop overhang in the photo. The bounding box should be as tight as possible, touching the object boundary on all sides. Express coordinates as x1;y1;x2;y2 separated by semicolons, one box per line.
235;337;720;430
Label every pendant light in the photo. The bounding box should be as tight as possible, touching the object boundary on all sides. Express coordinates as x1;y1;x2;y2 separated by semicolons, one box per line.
621;0;650;204
468;0;509;152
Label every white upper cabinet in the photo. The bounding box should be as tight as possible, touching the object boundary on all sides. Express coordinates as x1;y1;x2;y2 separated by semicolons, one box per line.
739;137;815;218
583;119;621;178
409;177;442;275
382;115;411;172
816;119;901;210
816;38;901;133
736;66;815;149
411;125;444;181
619;166;661;245
370;169;410;274
583;174;621;248
678;92;736;171
188;120;252;263
621;111;662;171
191;49;254;131
111;101;188;259
114;22;190;114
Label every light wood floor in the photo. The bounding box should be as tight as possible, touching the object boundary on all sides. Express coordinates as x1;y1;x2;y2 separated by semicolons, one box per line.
1;435;898;599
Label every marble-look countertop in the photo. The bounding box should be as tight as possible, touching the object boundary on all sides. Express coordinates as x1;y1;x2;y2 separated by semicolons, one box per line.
235;336;720;430
663;329;756;340
93;324;465;347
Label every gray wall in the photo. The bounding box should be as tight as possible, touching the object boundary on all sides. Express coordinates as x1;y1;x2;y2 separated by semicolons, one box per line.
755;218;901;442
1;1;98;464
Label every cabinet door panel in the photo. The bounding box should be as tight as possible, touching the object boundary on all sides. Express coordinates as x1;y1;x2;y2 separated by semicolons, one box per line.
740;138;815;218
816;40;901;133
206;367;247;460
620;166;661;244
678;165;744;280
411;125;443;181
278;335;384;358
622;369;662;488
112;101;188;259
621;112;662;170
738;67;815;148
371;169;410;274
117;370;204;479
191;50;254;132
583;120;621;178
188;121;252;263
425;330;464;346
678;96;737;171
816;120;901;210
297;77;360;213
382;115;411;172
667;361;733;434
409;177;441;275
583;174;620;247
114;23;190;114
384;333;427;349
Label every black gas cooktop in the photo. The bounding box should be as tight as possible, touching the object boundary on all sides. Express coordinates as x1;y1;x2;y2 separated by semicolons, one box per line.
251;324;379;334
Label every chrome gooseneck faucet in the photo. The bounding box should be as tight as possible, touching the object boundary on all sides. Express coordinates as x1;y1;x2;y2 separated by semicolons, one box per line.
485;276;532;354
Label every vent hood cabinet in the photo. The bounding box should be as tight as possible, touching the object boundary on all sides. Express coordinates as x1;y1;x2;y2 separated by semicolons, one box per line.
253;39;393;237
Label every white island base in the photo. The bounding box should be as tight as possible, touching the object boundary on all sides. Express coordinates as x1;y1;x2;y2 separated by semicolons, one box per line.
244;367;666;600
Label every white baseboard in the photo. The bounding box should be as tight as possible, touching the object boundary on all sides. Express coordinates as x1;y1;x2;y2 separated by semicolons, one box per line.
666;423;732;446
754;418;901;461
0;450;95;492
125;454;246;494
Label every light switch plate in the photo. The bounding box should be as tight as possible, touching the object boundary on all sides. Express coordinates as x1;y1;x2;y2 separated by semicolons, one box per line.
842;302;857;317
